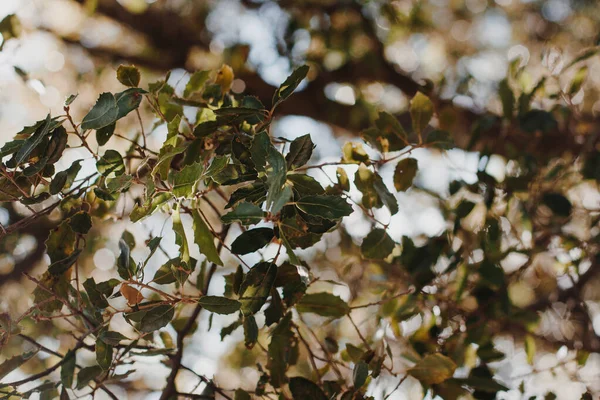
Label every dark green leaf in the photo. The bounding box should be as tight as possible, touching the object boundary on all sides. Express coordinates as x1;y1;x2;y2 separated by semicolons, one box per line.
99;331;129;346
198;296;241;315
139;305;175;332
69;211;92;234
221;202;265;225
184;70;211;98
243;315;259;349
97;150;125;176
14;114;52;165
81;93;118;130
50;160;81;195
353;361;369;388
289;377;328;400
60;350;76;389
115;88;146;119
426;130;454;149
361;229;395;259
265;289;284;326
239;262;278;315
394;158;418;192
83;278;108;308
76;366;102;390
286;134;314;169
297;292;349;318
231;228;274;255
96;338;112;370
408;353;456;385
267;313;297;388
171;162;203;197
373;172;398;215
273;65;309;108
296;195;353;221
116;65;140;87
96;123;115;146
287;174;325;196
192;210;223;266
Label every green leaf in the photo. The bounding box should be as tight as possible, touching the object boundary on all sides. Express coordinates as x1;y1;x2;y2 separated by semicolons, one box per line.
106;174;133;193
99;331;129;346
221;202;265;225
65;93;78;106
273;65;309;108
171;162;203;198
172;203;190;268
0;348;38;380
239;262;278;315
96;123;115;146
116;65;140;87
297;292;349;318
376;111;408;141
139;305;175;332
14;114;52;165
353;360;369;388
60;350;76;388
115;88;146;119
286;134;314;169
184;70;211;98
152;259;177;284
410;92;434;136
50;160;81;195
152;145;187;179
204;156;229;179
361;229;395;259
296;195;353;221
269;183;293;214
231;227;274;255
96;338;112;370
342;142;370;164
130;192;173;222
243;315;259;349
81;93;119;130
97;150;125;176
425;130;454;149
225;182;267;209
393;158;418;192
192;210;223;266
76;366;102;390
265;289;284;326
289;377;328;400
373;172;398;215
69;211;92;234
408;353;456;385
267;312;297;388
198;296;241;315
83;278;108;308
287;174;325;196
46;220;77;266
117;234;135;280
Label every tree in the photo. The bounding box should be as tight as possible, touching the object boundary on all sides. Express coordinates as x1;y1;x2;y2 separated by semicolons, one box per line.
0;1;599;399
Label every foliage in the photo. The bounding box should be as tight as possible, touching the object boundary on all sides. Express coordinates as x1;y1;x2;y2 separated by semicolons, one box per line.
0;21;599;399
